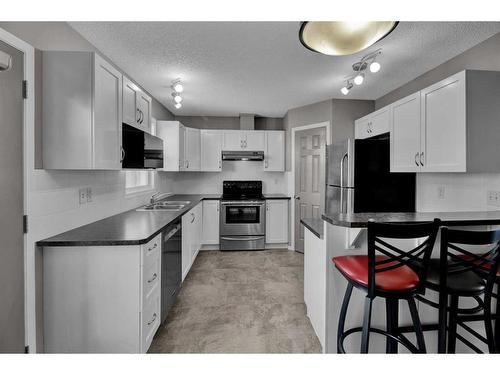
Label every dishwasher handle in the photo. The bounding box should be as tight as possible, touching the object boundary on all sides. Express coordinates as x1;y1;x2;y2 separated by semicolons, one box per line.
164;223;181;240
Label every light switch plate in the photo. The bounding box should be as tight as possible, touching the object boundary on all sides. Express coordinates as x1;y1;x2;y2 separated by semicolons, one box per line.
86;187;93;203
437;186;445;200
79;188;87;205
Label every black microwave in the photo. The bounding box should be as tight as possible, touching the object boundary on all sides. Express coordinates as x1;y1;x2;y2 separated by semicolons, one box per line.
122;124;164;169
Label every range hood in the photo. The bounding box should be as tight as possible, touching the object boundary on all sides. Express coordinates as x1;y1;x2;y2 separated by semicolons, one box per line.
222;151;264;161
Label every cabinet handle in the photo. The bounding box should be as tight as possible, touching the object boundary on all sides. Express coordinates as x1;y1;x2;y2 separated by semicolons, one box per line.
147;273;158;284
120;147;125;163
190;212;195;223
147;313;157;326
136;108;141;122
420;152;424;166
244;140;247;148
148;243;157;252
218;160;222;169
140;110;144;124
240;139;243;148
264;160;268;168
414;152;419;166
186;160;189;169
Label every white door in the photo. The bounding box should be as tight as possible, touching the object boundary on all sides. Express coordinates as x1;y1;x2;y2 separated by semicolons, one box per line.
201;130;222;171
244;131;265;150
122;76;138;128
202;200;220;244
137;92;151;132
264;131;285;171
390;92;421;172
223;130;244;150
266;200;289;244
185;127;201;171
93;54;122;170
421;71;466;172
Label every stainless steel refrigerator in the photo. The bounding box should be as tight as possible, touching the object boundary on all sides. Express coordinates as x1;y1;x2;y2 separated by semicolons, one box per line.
325;133;416;215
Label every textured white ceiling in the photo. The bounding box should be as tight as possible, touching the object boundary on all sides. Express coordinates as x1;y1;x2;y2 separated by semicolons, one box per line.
69;22;500;117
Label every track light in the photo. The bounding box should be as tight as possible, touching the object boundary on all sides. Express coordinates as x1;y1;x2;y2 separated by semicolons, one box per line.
340;49;382;94
173;93;183;103
369;61;381;73
171;79;185;110
341;81;353;95
173;82;183;93
354;73;364;85
175;103;182;109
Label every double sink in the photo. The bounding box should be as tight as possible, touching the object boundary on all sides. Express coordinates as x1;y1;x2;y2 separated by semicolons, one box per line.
136;200;191;212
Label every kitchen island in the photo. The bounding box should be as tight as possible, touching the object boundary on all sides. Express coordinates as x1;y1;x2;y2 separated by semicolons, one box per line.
302;211;500;353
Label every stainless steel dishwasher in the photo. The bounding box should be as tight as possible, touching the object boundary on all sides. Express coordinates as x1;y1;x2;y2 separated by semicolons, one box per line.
161;220;182;324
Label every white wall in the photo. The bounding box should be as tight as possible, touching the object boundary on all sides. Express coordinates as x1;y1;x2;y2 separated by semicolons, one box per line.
158;161;287;195
417;173;500;212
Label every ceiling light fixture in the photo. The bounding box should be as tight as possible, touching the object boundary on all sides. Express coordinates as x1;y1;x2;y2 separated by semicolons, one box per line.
175;103;182;109
340;49;382;94
354;73;364;85
172;79;184;93
299;21;398;56
341;81;353;95
370;61;381;73
171;79;184;110
173;94;182;103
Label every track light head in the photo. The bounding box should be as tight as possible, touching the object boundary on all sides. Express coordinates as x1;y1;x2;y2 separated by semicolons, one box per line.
354;73;364;85
369;61;381;73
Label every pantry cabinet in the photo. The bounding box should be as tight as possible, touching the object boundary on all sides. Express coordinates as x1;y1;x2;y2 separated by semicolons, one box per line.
390;70;500;173
223;130;265;151
201;130;223;171
265;200;289;244
42;51;122;170
122;76;152;133
181;203;202;281
264;131;285;171
202;200;220;244
354;106;390;140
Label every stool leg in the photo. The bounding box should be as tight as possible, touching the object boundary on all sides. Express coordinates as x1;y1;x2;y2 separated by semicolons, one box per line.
360;296;373;354
437;289;448;354
407;297;426;353
337;283;353;354
495;293;500;351
484;294;496;353
447;295;459;354
386;298;399;353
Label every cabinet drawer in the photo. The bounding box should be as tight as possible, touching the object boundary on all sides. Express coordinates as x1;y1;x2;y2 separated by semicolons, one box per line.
142;256;160;304
142;234;161;268
141;290;160;352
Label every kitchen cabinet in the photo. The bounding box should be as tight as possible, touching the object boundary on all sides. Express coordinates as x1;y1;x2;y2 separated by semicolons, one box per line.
42;51;122;170
354;106;390;140
202;200;220;244
201;130;223;171
265;200;289;244
122;75;152;133
43;234;161;353
264;131;285;171
390;70;500;173
181;203;202;281
157;121;200;171
222;130;265;151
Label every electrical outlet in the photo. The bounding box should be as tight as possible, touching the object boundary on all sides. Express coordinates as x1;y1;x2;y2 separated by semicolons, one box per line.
487;191;500;207
79;188;87;205
437;186;445;200
86;187;93;203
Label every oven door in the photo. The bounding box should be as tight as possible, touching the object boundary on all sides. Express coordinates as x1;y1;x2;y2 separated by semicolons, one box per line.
220;201;265;236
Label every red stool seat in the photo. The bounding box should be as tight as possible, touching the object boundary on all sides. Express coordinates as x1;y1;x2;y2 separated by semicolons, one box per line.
332;255;419;292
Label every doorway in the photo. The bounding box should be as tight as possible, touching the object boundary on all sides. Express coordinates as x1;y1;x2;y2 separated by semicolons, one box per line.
292;123;328;253
0;38;25;352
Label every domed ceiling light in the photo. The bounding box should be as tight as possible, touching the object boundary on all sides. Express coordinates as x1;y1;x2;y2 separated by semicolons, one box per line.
299;21;398;56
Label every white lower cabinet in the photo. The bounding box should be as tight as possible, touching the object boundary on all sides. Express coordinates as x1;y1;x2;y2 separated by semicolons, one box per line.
265;200;289;244
202;200;220;244
181;203;203;281
43;234;161;353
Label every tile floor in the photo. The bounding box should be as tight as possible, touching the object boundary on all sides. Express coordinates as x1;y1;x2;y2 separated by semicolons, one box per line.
149;249;322;353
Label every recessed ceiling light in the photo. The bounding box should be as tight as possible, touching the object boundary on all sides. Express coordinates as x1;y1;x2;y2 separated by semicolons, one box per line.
299;21;398;56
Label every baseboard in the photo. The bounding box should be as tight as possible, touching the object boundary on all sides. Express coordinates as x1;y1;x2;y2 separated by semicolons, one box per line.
200;243;292;251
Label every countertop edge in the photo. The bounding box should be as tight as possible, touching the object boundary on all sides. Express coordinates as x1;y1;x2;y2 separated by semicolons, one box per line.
300;219;324;239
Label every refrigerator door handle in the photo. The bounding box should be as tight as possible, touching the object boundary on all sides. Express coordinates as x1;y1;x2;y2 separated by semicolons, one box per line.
340;152;348;213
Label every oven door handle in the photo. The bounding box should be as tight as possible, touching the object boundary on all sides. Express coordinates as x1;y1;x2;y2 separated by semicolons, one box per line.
220;236;265;241
220;202;265;206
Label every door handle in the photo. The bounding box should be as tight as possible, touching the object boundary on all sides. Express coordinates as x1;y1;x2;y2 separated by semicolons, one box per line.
420;152;424;166
294;195;300;200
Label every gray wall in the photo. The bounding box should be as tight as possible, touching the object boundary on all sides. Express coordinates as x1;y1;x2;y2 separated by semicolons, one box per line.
376;31;500;109
175;115;283;130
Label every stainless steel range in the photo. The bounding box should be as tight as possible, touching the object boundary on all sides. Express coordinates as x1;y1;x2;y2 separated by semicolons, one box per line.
220;181;266;251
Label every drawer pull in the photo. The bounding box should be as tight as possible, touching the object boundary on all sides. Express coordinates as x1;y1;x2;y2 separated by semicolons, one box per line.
148;243;158;252
147;273;158;283
147;313;157;326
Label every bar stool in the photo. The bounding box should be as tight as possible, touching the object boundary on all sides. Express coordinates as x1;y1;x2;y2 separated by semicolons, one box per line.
333;219;440;353
415;227;500;353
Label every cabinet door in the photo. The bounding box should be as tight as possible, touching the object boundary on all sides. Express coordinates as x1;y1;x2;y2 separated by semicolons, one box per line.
181;212;193;281
185;127;201;171
202;200;220;244
390;93;421;172
192;203;203;262
421;71;466;172
137;92;152;133
93;54;122;170
122;76;138;128
179;125;187;171
244;131;265;150
265;200;289;244
370;107;390;136
354;117;370;139
223;130;244;150
201;130;222;171
264;131;285;171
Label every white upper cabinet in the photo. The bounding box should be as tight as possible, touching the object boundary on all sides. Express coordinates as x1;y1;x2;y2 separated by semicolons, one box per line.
222;130;265;151
42;51;122;170
264;131;285;171
185;127;201;171
156;121;200;171
390;92;421;172
122;75;152;133
201;130;223;171
389;70;500;173
355;107;390;140
265;200;289;244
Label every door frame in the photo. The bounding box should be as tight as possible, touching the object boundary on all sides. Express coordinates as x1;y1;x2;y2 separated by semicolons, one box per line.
0;27;35;352
289;121;331;251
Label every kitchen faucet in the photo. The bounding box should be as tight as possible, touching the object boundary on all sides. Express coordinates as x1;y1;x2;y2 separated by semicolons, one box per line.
150;192;169;204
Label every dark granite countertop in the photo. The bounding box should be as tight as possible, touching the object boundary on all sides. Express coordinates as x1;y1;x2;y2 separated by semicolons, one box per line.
301;218;324;239
263;194;291;199
322;211;500;228
37;194;220;247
